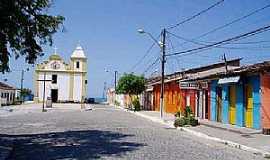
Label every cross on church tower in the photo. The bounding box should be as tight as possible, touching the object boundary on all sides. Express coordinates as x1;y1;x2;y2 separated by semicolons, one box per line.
54;46;58;55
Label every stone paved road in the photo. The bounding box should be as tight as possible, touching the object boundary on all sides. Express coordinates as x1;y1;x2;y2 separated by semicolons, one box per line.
0;104;265;160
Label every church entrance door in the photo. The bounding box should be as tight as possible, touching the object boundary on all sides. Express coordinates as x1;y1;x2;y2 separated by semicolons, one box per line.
51;89;58;102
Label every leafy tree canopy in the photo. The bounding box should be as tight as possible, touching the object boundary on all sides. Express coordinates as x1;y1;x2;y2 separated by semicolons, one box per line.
116;73;146;95
0;0;65;73
20;88;32;97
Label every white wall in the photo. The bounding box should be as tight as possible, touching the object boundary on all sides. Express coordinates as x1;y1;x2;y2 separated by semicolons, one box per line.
73;60;83;72
73;73;82;102
38;72;70;102
115;94;125;106
57;73;70;101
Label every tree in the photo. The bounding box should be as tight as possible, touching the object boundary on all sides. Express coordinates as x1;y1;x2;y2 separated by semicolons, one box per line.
116;73;146;110
20;88;32;99
115;73;146;96
0;0;65;73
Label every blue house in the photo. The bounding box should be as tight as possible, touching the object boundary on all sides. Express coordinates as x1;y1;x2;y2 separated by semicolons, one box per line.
210;74;261;129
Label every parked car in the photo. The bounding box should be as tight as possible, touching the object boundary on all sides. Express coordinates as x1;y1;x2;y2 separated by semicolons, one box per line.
85;98;95;104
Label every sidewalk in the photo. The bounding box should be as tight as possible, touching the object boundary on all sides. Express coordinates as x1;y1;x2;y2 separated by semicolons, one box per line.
129;110;270;158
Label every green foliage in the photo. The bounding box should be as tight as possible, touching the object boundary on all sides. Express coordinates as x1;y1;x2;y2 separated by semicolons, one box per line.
116;73;146;96
0;0;65;73
132;97;141;111
174;118;186;127
20;88;32;98
174;110;181;118
185;106;193;117
114;100;120;106
174;116;199;127
189;116;199;126
174;106;198;127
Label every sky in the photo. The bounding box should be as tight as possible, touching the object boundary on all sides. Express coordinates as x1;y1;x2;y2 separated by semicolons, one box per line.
2;0;270;98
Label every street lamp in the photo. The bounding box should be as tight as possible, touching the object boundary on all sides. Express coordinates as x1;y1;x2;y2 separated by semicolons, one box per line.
137;28;162;48
138;28;167;119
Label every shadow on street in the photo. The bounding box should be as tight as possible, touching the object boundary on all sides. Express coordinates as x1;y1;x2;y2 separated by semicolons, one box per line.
0;130;145;159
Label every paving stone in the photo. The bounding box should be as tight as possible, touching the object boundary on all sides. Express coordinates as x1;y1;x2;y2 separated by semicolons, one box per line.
0;104;265;160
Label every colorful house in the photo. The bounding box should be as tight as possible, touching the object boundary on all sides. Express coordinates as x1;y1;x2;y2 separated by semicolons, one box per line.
145;59;241;118
199;61;270;134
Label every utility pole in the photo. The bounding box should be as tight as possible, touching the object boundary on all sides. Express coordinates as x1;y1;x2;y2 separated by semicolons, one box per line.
103;82;107;99
223;53;228;74
114;71;118;90
160;28;166;119
20;70;24;104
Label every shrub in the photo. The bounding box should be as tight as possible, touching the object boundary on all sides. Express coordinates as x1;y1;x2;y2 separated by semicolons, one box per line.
189;116;199;126
114;100;120;106
174;115;199;127
132;98;141;111
174;118;186;127
174;110;181;118
185;106;193;117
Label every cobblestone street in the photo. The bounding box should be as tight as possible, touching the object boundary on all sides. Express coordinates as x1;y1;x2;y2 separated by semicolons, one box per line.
0;104;265;160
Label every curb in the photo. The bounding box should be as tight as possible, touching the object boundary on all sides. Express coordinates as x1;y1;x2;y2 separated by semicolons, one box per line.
177;127;270;158
133;111;174;128
116;106;174;128
121;108;270;158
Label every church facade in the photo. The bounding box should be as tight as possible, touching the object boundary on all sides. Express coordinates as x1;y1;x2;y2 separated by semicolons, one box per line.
34;45;87;103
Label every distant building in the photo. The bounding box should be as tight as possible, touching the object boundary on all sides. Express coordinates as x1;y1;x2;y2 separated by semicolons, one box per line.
0;82;16;106
34;45;88;103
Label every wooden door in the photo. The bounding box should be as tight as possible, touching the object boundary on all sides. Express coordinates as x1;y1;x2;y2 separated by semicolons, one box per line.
51;89;58;102
245;84;253;128
229;86;236;125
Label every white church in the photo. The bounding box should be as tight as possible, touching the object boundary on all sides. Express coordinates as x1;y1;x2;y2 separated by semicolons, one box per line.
34;45;87;103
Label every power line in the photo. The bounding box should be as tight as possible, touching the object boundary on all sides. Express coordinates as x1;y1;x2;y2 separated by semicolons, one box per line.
129;42;155;72
201;40;270;45
129;34;161;72
168;31;270;51
167;0;224;30
175;3;270;47
167;24;270;57
226;40;270;45
143;57;160;74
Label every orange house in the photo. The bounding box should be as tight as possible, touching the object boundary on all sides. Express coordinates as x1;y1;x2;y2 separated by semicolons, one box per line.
261;73;270;134
152;81;197;114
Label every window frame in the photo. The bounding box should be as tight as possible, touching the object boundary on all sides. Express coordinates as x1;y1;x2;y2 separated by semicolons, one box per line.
76;61;80;69
52;74;58;84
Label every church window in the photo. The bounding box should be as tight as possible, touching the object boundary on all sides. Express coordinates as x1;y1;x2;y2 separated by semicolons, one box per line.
85;80;87;84
76;61;80;69
52;74;57;84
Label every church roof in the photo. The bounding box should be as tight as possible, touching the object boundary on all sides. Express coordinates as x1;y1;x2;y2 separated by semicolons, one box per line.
71;45;86;59
49;54;62;61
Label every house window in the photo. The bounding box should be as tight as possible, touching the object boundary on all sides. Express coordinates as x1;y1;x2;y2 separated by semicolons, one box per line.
76;61;80;69
52;74;57;84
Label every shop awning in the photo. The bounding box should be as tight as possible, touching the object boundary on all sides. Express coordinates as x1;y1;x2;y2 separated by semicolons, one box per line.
146;86;153;92
218;76;240;84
